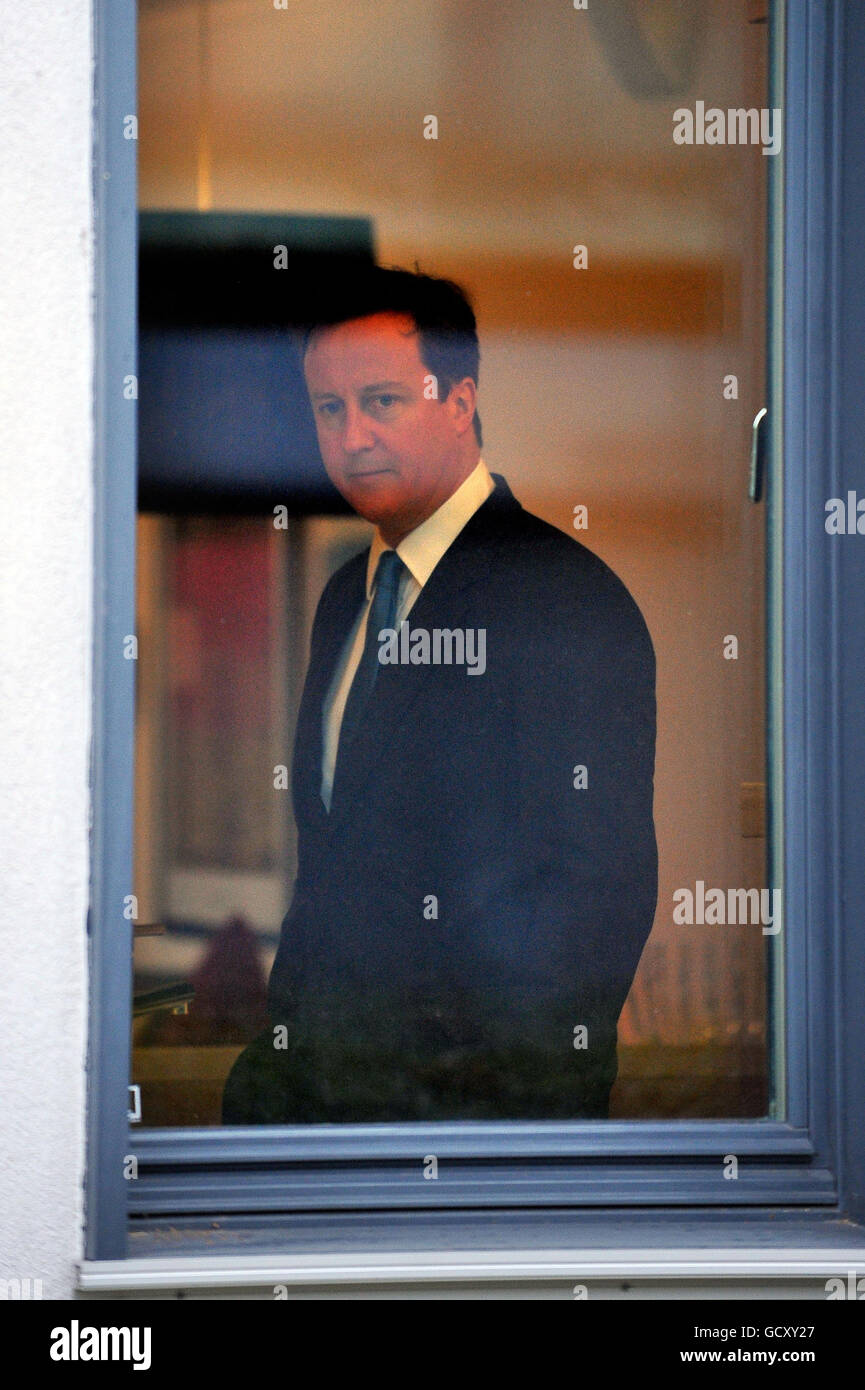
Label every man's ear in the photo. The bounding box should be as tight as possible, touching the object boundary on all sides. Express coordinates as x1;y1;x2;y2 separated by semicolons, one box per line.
447;376;478;438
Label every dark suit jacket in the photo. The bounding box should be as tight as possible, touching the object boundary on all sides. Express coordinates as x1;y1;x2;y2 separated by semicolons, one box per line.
224;473;657;1123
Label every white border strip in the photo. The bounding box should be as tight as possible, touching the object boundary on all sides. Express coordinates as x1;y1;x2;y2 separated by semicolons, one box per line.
79;1249;865;1291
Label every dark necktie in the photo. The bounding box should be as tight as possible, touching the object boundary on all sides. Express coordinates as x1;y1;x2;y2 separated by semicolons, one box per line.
331;548;406;801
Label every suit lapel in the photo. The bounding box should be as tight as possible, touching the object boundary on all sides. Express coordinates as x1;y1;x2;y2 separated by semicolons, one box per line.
292;551;366;826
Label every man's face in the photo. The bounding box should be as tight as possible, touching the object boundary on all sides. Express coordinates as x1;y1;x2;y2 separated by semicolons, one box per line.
303;311;476;543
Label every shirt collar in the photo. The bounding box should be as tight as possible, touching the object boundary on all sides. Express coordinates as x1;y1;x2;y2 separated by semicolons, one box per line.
365;457;494;597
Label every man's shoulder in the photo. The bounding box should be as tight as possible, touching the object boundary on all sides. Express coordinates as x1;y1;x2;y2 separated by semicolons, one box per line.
498;502;614;576
482;494;649;637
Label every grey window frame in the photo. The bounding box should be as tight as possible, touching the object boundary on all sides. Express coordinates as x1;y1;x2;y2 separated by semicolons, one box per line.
86;0;865;1260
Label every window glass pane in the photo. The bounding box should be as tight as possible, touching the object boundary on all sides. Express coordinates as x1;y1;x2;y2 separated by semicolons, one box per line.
134;0;775;1126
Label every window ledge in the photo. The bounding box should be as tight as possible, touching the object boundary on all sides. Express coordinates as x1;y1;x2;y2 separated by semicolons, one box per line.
78;1211;865;1294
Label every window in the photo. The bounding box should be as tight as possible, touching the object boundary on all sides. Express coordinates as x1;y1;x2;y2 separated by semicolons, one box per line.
134;0;774;1127
86;0;865;1263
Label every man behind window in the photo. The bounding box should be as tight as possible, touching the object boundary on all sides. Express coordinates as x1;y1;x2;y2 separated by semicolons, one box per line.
223;267;657;1123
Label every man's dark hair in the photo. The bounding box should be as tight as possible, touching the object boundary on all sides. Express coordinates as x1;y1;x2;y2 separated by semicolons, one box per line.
302;265;482;447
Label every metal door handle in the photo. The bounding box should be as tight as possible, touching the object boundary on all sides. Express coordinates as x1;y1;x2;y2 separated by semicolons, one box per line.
750;406;768;501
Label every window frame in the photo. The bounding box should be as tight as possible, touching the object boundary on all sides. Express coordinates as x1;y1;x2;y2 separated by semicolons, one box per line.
86;0;865;1259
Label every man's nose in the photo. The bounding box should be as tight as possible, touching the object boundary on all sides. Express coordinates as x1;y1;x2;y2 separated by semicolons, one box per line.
341;403;376;454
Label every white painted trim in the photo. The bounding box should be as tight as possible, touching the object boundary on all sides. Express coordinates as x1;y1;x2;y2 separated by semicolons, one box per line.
78;1249;865;1291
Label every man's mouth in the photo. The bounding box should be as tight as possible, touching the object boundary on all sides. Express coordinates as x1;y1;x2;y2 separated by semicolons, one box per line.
347;467;394;479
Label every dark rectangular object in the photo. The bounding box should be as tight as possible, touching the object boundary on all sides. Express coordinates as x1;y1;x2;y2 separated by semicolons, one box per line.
138;211;376;513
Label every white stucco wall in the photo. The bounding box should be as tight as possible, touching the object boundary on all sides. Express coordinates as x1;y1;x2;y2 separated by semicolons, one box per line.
0;2;93;1299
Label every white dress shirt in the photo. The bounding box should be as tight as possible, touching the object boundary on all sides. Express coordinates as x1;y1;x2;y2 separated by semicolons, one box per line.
320;457;496;810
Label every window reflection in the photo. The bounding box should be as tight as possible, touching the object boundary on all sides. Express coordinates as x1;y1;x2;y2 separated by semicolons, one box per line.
133;0;771;1125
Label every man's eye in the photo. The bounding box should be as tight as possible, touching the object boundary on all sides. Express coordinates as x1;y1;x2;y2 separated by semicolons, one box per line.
317;402;341;418
372;394;398;409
